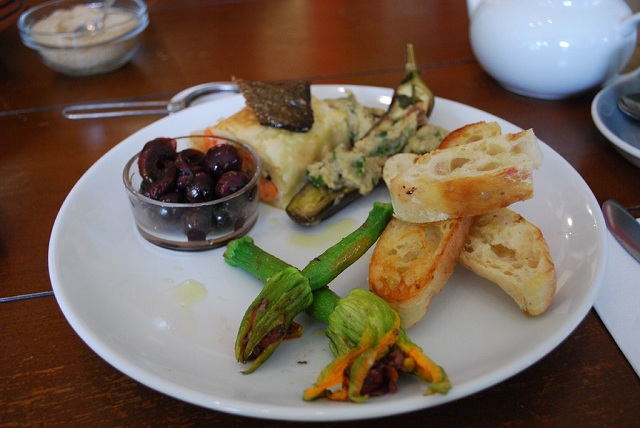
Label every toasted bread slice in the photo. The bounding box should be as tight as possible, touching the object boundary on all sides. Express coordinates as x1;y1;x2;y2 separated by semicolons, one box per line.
382;121;503;187
459;208;556;315
368;216;475;328
442;122;556;314
389;128;543;223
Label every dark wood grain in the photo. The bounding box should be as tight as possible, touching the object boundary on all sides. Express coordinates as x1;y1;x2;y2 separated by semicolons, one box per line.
1;0;639;426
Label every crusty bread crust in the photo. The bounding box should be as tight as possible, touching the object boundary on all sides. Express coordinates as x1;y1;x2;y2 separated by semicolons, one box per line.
459;208;556;315
390;129;543;223
368;216;475;328
439;121;502;149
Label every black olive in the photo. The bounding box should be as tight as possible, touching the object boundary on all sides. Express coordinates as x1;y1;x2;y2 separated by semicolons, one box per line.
138;138;177;181
211;207;232;229
185;172;215;203
202;144;242;178
176;148;204;166
181;211;209;240
144;164;178;200
215;171;250;198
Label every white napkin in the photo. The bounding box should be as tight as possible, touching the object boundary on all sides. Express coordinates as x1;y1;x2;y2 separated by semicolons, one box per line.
594;220;640;378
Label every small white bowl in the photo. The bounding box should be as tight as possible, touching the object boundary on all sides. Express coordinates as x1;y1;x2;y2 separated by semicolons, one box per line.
18;0;148;76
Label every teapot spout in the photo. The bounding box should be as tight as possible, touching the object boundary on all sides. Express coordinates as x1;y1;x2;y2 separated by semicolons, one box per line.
467;0;482;18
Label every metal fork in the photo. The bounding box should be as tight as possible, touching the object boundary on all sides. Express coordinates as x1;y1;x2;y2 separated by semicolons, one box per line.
61;82;239;119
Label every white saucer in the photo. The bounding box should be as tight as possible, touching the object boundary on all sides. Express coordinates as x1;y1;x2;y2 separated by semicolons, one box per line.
592;75;640;168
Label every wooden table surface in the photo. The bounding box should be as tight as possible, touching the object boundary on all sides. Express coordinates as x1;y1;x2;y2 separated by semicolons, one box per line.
2;0;639;426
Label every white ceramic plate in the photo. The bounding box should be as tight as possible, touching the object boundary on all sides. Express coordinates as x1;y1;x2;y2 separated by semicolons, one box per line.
592;74;640;168
49;85;607;421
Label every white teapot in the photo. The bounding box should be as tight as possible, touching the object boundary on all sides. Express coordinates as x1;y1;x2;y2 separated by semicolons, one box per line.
468;0;640;99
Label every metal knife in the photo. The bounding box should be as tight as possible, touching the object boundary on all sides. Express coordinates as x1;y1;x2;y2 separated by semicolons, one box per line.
603;199;640;263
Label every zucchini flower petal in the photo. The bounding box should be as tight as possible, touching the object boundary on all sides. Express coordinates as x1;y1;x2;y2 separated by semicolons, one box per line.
235;267;313;374
303;288;450;402
396;328;451;395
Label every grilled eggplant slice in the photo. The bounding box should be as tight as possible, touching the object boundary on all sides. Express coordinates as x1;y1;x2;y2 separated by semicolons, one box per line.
286;43;435;225
285;183;361;226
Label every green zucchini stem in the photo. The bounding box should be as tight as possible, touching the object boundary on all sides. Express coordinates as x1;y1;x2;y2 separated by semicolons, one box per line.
226;202;393;373
301;201;393;290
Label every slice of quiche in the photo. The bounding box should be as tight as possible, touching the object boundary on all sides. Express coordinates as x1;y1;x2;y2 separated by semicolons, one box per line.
207;90;382;209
